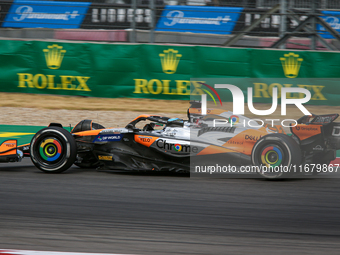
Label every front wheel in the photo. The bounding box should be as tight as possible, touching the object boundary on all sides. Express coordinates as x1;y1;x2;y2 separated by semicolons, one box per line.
30;127;77;173
251;134;302;179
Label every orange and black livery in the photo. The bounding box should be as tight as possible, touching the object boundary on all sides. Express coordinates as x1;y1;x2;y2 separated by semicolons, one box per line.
2;107;340;179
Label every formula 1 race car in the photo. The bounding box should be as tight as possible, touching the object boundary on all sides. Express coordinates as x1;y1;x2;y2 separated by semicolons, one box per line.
0;105;339;179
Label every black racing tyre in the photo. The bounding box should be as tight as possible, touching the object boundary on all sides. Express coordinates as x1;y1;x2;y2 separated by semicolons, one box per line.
30;127;77;173
251;134;302;179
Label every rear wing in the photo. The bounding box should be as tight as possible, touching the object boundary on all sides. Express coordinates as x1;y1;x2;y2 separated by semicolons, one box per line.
297;114;339;125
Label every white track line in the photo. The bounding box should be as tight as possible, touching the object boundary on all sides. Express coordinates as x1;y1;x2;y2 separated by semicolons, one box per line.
0;250;138;255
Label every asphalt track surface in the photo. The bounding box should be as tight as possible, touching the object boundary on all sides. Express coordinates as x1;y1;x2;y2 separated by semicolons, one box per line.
1;159;340;255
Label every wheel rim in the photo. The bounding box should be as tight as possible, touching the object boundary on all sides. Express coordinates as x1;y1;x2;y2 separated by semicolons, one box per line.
257;144;286;178
261;146;283;167
39;138;62;162
32;133;67;170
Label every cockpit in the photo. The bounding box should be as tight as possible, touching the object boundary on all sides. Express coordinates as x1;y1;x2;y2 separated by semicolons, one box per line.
125;115;185;133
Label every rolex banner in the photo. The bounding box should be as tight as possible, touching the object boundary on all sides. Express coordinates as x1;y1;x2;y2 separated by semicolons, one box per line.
1;39;340;105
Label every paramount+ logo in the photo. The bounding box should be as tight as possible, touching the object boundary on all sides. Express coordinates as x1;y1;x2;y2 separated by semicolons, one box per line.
17;44;91;92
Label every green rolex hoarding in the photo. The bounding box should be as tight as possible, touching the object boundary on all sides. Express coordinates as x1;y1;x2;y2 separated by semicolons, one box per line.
0;39;340;105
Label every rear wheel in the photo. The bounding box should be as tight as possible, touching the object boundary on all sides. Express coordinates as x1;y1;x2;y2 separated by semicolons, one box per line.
30;127;77;173
251;134;302;179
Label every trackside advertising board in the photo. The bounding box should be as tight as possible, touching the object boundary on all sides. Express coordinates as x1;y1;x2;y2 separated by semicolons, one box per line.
155;6;340;38
317;11;340;39
3;0;90;28
80;2;165;29
1;40;340;105
1;1;340;38
155;6;243;34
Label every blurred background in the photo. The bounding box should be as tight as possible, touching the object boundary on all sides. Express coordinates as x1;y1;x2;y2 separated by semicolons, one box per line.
1;2;340;255
0;0;339;50
0;0;339;123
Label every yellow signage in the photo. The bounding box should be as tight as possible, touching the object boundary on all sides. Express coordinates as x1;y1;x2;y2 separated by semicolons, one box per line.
134;49;196;96
280;53;303;78
17;44;91;91
253;83;326;100
98;155;113;161
43;44;66;70
159;49;182;74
